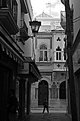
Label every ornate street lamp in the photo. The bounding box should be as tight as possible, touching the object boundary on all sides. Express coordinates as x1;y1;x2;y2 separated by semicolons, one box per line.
29;20;41;61
29;20;41;36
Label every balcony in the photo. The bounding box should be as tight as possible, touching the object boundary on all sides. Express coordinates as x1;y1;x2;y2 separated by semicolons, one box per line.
20;20;29;43
0;8;19;35
60;11;66;30
0;0;19;35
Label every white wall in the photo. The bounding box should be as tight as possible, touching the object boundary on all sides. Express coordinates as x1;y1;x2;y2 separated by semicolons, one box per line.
24;38;33;57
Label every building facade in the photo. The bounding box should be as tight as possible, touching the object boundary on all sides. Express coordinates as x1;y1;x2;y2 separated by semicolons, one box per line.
69;0;80;121
31;12;68;112
0;0;41;120
61;0;80;120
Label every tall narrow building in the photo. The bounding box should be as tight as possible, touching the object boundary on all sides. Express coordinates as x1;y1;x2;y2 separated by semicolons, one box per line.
31;12;68;113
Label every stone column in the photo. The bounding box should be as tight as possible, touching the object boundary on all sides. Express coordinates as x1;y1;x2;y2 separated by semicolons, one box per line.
27;78;31;115
47;49;49;61
19;78;26;119
57;86;60;100
56;82;60;100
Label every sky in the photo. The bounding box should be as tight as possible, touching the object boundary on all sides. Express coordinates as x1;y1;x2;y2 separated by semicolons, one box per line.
30;0;65;18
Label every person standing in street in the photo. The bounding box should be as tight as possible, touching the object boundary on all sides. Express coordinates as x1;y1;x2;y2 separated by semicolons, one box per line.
43;98;49;113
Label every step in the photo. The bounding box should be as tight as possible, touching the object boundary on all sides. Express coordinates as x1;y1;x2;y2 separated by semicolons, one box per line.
31;107;67;113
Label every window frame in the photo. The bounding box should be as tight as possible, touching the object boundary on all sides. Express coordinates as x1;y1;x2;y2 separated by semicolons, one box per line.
56;46;61;60
39;44;48;62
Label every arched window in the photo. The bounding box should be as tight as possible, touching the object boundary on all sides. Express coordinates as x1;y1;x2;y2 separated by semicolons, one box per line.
40;44;47;49
38;80;48;105
39;44;48;61
56;46;61;60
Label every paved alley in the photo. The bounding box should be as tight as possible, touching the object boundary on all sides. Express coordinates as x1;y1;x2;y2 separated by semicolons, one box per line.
26;113;72;121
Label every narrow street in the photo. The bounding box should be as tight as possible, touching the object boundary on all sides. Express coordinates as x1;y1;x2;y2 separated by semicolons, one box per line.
26;113;72;121
0;0;80;121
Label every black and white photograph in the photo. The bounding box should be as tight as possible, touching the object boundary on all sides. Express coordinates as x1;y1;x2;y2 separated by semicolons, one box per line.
0;0;79;121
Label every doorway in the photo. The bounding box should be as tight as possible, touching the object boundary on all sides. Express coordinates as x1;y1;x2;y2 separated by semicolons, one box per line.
0;65;11;121
59;81;66;99
38;80;48;105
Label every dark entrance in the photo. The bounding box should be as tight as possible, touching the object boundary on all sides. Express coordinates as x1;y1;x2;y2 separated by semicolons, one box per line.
0;65;12;121
59;81;66;99
38;80;48;105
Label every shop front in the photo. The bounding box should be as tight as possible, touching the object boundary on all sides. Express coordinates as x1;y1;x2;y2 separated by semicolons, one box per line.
0;25;24;121
18;58;41;118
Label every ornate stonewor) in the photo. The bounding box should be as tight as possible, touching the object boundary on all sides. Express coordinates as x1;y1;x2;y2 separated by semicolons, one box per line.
30;11;67;113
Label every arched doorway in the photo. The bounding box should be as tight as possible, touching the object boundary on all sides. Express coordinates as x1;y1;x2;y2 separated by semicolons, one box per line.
59;81;66;99
38;80;48;105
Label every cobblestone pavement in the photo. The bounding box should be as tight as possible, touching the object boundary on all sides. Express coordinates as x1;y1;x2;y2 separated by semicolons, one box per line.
26;113;72;121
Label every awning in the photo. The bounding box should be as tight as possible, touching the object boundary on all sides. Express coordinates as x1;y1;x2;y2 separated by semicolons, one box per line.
26;57;41;79
0;26;24;65
18;57;41;81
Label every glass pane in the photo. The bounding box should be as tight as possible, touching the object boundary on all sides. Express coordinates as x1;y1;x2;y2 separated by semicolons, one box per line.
59;52;61;60
44;51;47;61
39;51;43;61
56;52;58;60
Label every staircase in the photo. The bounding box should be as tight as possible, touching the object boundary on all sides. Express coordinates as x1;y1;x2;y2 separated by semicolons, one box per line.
31;107;67;113
31;99;67;113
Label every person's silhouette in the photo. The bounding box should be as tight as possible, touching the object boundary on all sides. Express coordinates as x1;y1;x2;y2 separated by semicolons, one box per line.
43;99;49;113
